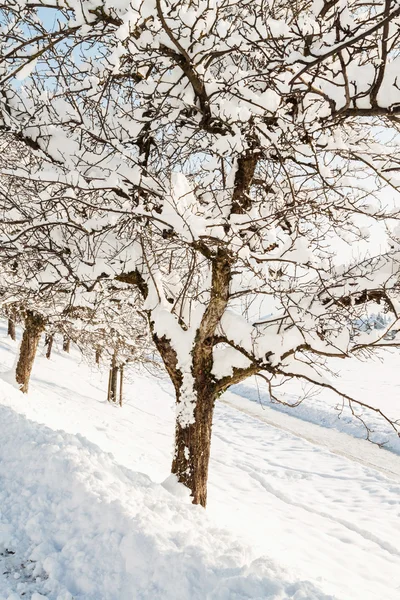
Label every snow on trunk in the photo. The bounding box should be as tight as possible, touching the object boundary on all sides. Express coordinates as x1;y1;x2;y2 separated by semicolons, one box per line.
172;373;216;508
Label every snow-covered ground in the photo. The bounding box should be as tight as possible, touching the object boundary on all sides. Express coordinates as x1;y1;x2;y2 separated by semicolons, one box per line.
0;323;399;599
228;350;400;454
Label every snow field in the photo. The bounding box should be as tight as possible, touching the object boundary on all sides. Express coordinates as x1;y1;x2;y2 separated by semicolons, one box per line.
0;324;398;599
0;388;335;600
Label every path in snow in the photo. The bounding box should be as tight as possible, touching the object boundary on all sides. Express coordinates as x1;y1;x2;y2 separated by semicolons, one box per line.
221;392;400;482
229;350;400;455
208;400;400;600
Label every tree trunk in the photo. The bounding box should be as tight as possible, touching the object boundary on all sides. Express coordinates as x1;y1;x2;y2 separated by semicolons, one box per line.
15;311;46;393
107;353;118;403
171;382;216;508
154;250;232;508
7;318;16;341
62;336;70;353
95;347;102;365
45;334;54;360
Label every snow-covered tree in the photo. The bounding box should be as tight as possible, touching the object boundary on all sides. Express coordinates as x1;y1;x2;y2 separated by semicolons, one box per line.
2;0;400;505
58;282;158;405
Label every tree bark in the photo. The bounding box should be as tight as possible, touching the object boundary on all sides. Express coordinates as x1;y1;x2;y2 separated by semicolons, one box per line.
154;248;232;508
171;384;216;507
45;334;54;360
15;311;46;393
7;318;16;341
62;336;71;353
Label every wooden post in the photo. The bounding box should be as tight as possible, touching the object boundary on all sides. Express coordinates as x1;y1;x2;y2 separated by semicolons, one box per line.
45;334;54;360
119;364;124;407
107;366;112;402
95;347;102;365
110;353;118;403
63;337;71;353
107;352;118;403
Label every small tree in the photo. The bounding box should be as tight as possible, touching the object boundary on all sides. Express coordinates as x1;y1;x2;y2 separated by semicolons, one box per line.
0;133;106;391
1;303;21;341
59;284;157;405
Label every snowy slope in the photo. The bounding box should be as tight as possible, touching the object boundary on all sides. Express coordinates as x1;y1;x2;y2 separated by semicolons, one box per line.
0;403;338;600
0;324;399;599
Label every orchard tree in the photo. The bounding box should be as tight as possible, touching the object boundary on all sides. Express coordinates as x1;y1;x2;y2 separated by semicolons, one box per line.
2;0;400;505
0;132;155;395
2;304;18;341
0;133;90;390
57;283;157;405
0;286;76;393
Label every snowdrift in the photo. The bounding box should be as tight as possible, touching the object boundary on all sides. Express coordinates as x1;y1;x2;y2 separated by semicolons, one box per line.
0;382;335;600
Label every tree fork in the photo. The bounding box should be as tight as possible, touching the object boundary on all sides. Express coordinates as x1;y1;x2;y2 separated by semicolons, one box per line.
171;250;232;507
15;311;46;393
120;252;232;507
